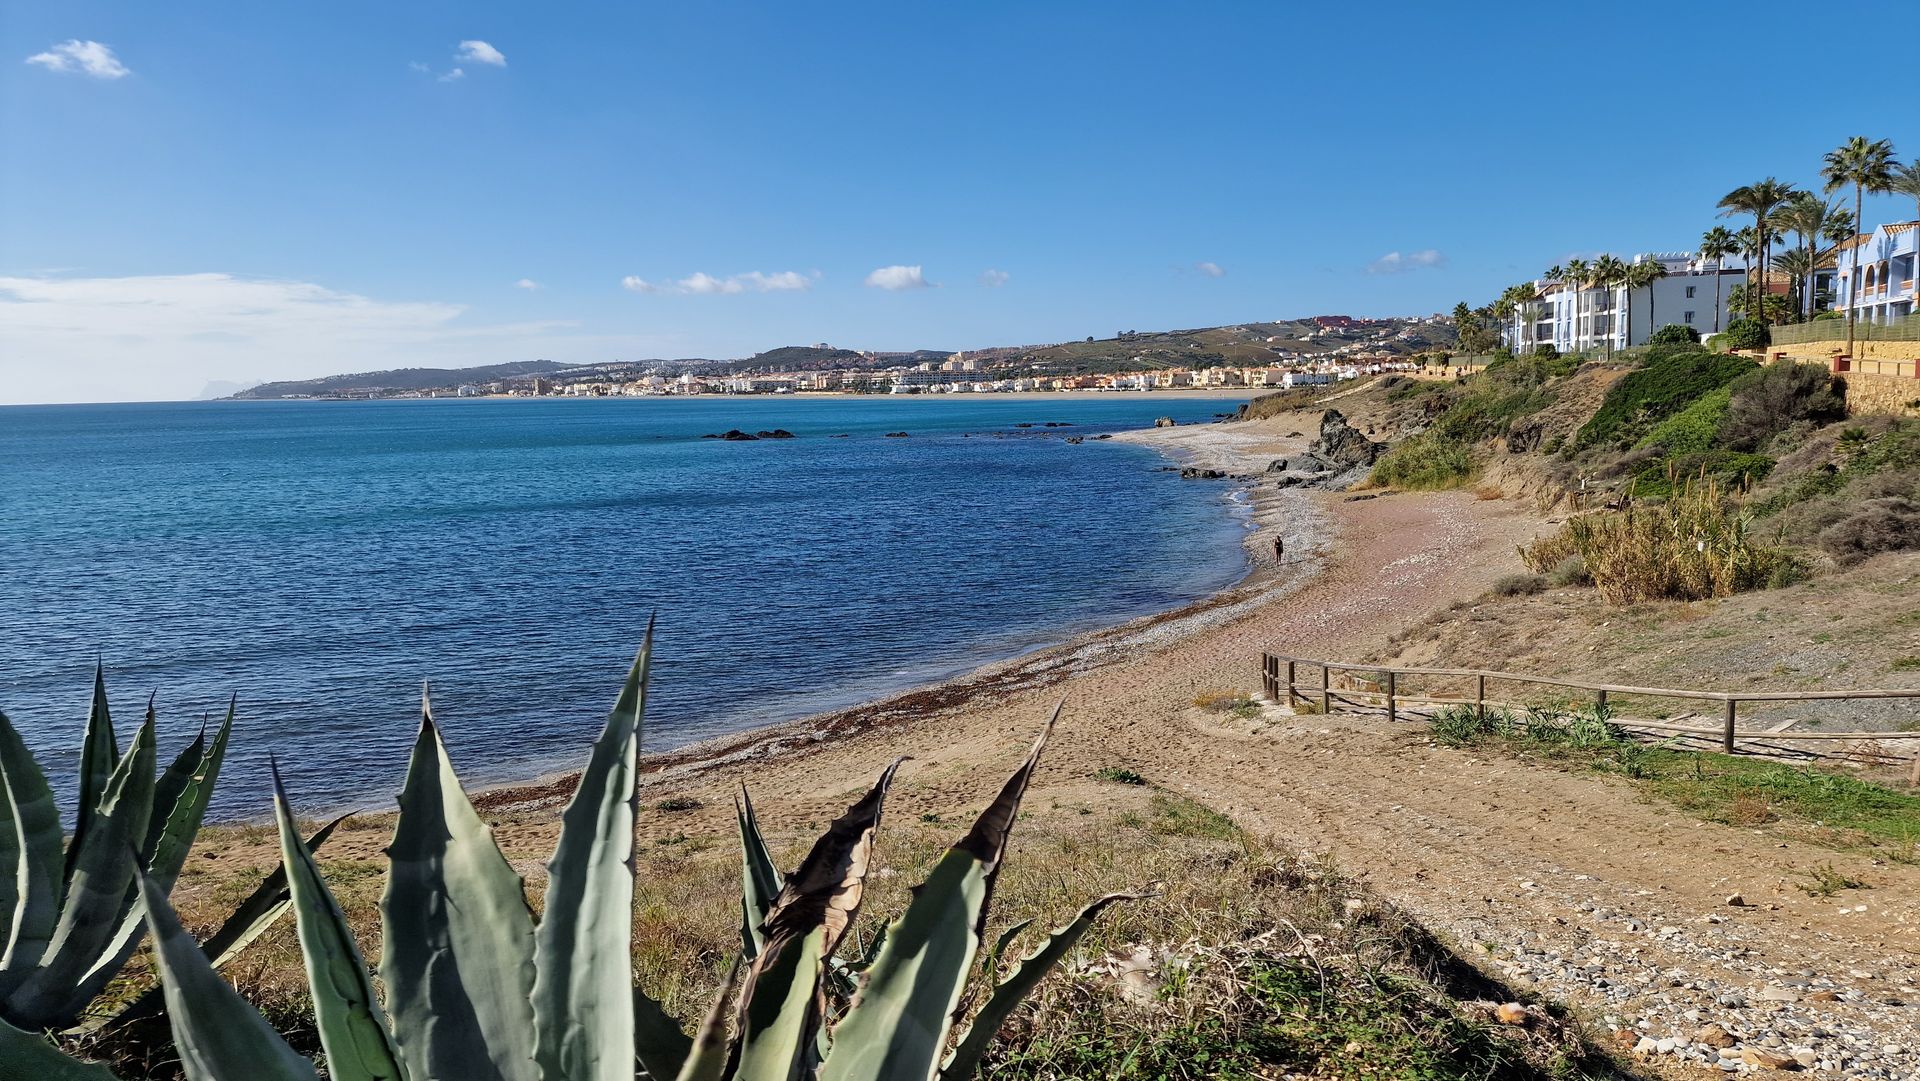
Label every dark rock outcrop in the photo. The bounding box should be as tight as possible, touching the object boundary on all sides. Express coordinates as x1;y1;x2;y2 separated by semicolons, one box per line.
1306;410;1384;468
884;431;909;438
756;429;796;439
1154;417;1177;428
709;429;757;441
1179;467;1227;480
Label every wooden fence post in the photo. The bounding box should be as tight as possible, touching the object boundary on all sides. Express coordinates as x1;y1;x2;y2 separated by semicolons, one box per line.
1320;665;1331;715
1910;753;1920;789
1475;674;1486;722
1722;698;1737;754
1386;670;1397;724
1286;660;1298;708
1595;689;1608;715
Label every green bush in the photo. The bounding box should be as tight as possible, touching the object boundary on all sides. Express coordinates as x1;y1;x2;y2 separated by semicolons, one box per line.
1722;362;1846;452
1630;451;1773;500
1573;346;1757;450
1636;386;1732;455
1648;324;1701;346
1719;317;1769;351
1369;432;1474;489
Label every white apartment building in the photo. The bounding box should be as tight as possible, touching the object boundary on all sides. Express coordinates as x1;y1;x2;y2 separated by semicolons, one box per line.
1507;252;1745;353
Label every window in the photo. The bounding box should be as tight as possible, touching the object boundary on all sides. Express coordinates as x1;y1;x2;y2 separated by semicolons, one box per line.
1683;311;1695;324
1685;285;1696;298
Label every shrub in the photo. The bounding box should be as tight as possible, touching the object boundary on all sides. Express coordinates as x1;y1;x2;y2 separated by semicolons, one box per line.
1573;346;1757;450
1368;431;1474;489
1094;766;1147;785
1521;474;1801;604
1636;386;1732;455
1532;343;1560;359
1721;362;1846;452
1490;573;1546;597
1648;324;1701;346
1630;452;1773;500
1720;317;1770;351
1546;554;1591;587
1816;496;1920;564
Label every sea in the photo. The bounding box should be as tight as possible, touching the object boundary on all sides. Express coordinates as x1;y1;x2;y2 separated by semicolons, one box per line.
0;394;1255;817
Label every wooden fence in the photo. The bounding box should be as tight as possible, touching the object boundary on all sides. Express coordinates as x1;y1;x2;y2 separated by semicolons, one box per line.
1260;652;1920;765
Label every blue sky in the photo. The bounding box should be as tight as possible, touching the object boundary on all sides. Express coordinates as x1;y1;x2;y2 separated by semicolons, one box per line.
4;0;1919;403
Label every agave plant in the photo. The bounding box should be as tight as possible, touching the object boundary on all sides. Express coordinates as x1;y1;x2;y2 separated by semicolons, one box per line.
132;630;1134;1081
0;666;234;1034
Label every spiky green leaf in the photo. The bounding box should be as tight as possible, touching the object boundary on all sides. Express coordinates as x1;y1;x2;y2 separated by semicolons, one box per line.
0;711;64;997
939;893;1141;1081
818;716;1054;1081
672;959;739;1081
90;813;350;1037
70;707;234;1016
65;665;118;885
730;761;900;1081
137;869;318;1081
273;767;405;1081
0;1017;121;1079
7;716;155;1025
633;985;692;1081
532;631;654;1081
380;692;538;1081
735;788;781;961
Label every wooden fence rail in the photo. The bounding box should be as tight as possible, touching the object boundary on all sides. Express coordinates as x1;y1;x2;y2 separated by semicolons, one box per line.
1259;652;1920;756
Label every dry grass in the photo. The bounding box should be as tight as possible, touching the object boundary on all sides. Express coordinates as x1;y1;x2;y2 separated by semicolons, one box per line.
73;797;1620;1081
1521;475;1800;605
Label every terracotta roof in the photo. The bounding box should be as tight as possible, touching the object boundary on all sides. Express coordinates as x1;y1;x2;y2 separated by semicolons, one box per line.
1832;233;1872;252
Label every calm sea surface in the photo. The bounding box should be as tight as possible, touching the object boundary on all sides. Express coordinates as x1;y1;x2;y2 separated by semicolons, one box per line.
0;395;1252;817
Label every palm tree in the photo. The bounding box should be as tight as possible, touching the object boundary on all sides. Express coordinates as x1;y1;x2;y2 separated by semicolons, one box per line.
1717;178;1797;326
1541;265;1565;352
1891;161;1920;222
1730;227;1763;318
1700;226;1735;333
1563;258;1591;352
1773;249;1816;320
1778;193;1843;319
1626;260;1669;337
1591;254;1627;357
1821;136;1897;355
1518;300;1546;354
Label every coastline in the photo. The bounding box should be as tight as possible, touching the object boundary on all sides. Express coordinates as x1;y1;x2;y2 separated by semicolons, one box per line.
470;413;1328;812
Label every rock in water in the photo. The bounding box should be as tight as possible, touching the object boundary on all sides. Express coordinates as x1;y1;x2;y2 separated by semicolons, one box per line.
1306;409;1385;467
719;429;758;441
1179;467;1227;480
1154;416;1177;428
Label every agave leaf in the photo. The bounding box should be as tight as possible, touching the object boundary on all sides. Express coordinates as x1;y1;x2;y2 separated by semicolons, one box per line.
0;711;64;996
672;959;740;1081
939;893;1142;1081
89;813;350;1037
136;868;319;1081
272;766;405;1081
818;714;1056;1081
730;760;900;1081
65;664;119;885
633;984;692;1081
532;630;654;1081
380;690;538;1081
7;716;156;1025
735;788;782;960
981;918;1033;983
69;705;233;1015
0;1017;122;1079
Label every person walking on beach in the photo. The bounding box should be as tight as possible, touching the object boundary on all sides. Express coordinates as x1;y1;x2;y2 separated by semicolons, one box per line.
1272;534;1284;562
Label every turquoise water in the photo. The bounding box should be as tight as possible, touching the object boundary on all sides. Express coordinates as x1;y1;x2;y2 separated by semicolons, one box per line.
0;395;1252;816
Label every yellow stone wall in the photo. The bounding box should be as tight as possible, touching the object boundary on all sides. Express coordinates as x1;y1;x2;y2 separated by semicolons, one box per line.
1842;371;1920;417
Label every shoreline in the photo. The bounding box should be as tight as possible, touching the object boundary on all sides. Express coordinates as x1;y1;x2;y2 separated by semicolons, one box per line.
470;415;1320;812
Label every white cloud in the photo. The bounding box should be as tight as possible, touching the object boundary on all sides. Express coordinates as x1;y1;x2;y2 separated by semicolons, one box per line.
1195;261;1225;278
437;67;465;83
0;273;588;405
456;40;507;66
515;278;541;290
865;265;930;290
1368;249;1446;274
627;271;814;295
978;268;1009;287
26;40;129;79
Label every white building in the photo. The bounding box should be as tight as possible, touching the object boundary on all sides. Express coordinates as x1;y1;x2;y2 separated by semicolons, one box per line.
1508;252;1744;353
1831;222;1919;327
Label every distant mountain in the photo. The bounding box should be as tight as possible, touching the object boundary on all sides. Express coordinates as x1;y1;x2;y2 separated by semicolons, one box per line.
196;378;261;400
227;360;575;400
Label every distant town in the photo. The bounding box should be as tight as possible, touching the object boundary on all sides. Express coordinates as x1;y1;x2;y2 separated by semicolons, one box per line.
225;314;1463;400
